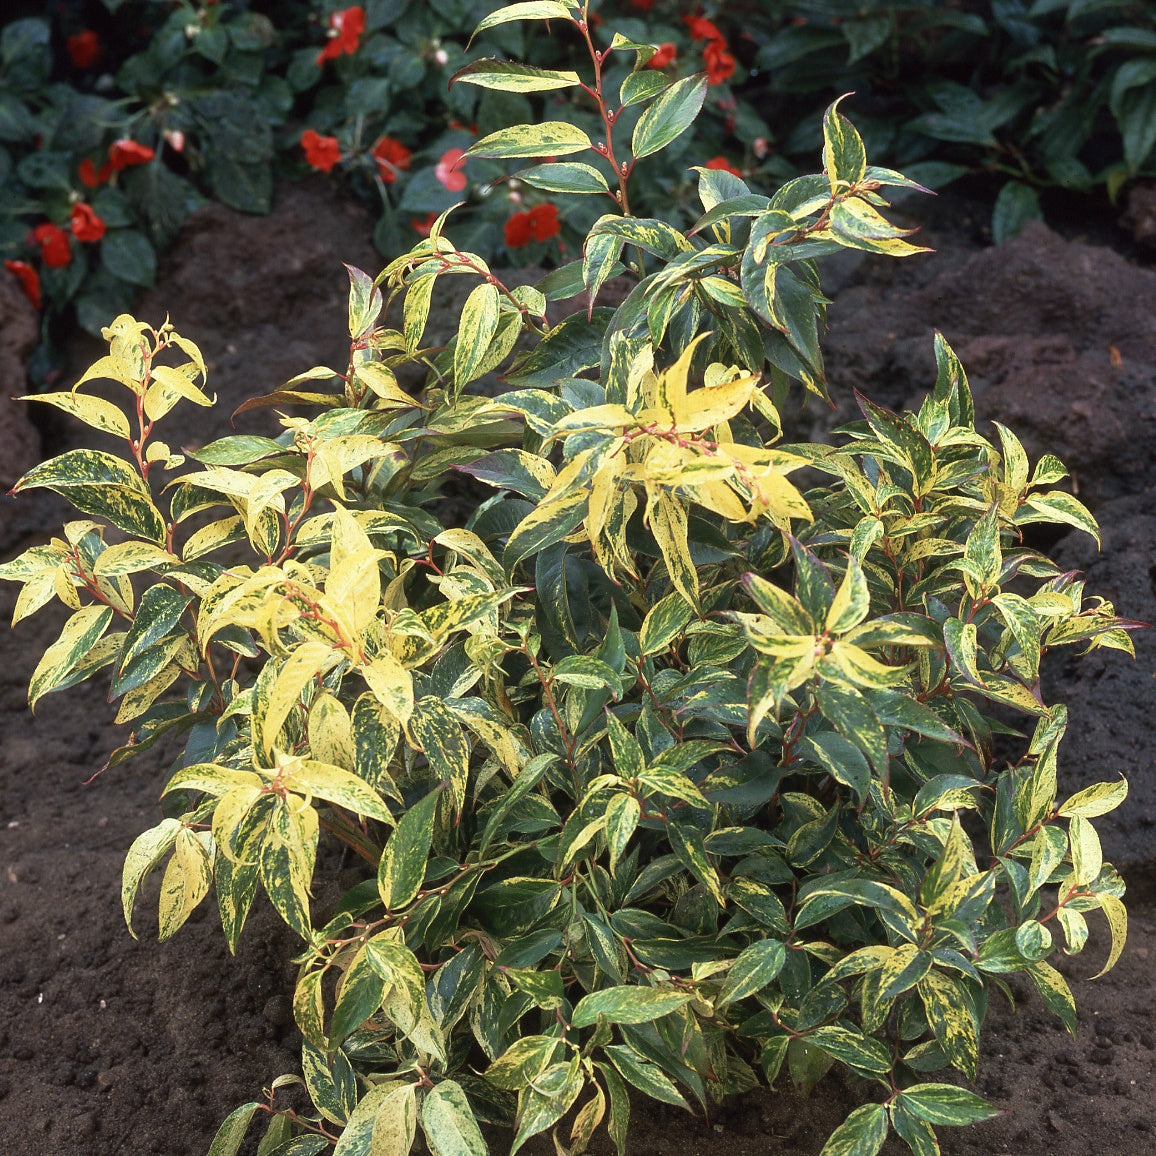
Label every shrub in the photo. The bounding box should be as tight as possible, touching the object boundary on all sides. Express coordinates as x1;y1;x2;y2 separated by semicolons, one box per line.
0;4;1140;1155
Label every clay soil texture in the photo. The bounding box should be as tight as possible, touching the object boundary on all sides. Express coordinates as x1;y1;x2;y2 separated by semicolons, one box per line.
0;179;1153;1155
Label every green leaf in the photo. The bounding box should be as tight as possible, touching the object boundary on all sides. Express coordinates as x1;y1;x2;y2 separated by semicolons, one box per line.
896;1084;1002;1127
814;683;888;778
822;96;867;189
510;1058;584;1154
552;655;620;692
666;819;723;906
377;786;439;911
1089;893;1127;978
503;489;589;571
571;986;693;1028
818;1102;887;1156
478;753;554;854
470;2;577;38
516;162;609;194
466;121;592;160
878;944;933;999
102;228;156;287
601;1045;689;1109
303;1041;357;1127
22;390;131;439
918;970;978;1080
597;1062;630;1156
621;70;669;109
806;1026;892;1076
122;818;182;936
889;1103;939;1156
14;449;165;542
800;732;870;805
1057;778;1128;818
485;1035;562;1090
1018;491;1100;545
420;1079;488;1156
991;180;1042;244
259;799;318;938
717;940;786;1008
28;604;114;711
639;589;694;655
454;283;500;392
632;74;708;160
330;946;387;1048
453;58;580;93
409;698;471;817
206;1102;260;1156
1026;960;1077;1035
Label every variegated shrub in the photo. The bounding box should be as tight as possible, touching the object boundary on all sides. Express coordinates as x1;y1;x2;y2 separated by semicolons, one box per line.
0;4;1140;1155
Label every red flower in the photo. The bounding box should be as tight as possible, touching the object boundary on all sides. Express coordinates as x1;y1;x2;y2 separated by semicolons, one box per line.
504;211;533;249
648;43;677;70
5;260;41;311
31;223;72;269
317;6;365;65
301;129;342;172
108;139;155;172
372;136;412;183
705;156;741;177
66;30;100;69
435;147;467;192
527;203;560;242
411;212;437;237
630;0;655;8
78;157;112;188
703;39;736;85
70;203;106;243
684;15;723;42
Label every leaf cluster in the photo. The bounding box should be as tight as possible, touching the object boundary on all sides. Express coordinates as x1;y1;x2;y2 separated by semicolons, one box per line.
741;0;1156;239
0;6;1141;1156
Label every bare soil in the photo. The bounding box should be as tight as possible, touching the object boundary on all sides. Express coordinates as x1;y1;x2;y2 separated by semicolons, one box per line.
0;179;1153;1154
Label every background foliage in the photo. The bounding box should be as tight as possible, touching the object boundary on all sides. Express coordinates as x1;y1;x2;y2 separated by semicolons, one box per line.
3;0;1156;380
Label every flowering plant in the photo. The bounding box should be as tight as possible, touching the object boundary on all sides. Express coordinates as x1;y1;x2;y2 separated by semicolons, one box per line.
1;4;1139;1156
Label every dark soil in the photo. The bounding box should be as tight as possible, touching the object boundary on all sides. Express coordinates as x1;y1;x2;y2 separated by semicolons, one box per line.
1;179;1153;1155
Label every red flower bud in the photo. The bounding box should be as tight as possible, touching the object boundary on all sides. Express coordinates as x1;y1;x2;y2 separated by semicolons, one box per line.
5;260;41;311
504;211;533;249
66;30;100;70
108;139;155;172
372;136;412;184
317;6;366;65
31;223;72;269
435;147;467;192
705;156;742;177
301;129;342;172
78;157;112;188
70;203;106;243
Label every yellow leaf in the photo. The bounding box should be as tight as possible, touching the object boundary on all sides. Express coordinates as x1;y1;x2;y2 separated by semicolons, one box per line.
361;652;415;726
652;333;709;426
647;490;699;608
261;640;336;755
680;373;758;432
327;506;384;635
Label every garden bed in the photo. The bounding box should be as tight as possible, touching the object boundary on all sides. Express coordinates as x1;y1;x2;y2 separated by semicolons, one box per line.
0;178;1152;1155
